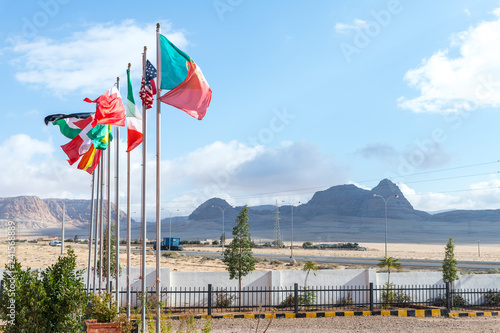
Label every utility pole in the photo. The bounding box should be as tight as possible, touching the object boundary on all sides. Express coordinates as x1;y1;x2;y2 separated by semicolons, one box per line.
273;200;281;247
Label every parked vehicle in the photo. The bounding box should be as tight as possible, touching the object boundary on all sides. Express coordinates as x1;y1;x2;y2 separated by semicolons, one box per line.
49;240;62;246
153;237;183;251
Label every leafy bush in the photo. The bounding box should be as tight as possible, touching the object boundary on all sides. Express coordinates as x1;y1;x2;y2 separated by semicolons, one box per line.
339;292;353;306
302;241;313;248
0;247;88;332
272;240;285;248
86;291;117;323
428;293;469;308
180;240;202;245
484;290;500;306
279;289;317;308
214;289;236;307
380;283;412;308
299;287;316;307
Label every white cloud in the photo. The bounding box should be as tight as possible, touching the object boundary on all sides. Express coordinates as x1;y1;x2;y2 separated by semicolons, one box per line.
8;20;188;95
0;134;91;198
399;9;500;113
3;136;345;217
398;177;500;212
156;140;348;211
334;19;367;34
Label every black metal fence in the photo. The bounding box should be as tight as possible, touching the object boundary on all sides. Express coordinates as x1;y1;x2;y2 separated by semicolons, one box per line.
108;282;500;315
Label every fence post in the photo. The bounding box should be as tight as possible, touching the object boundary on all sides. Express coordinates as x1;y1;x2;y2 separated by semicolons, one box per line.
208;284;212;317
445;282;451;310
294;283;299;315
369;282;374;312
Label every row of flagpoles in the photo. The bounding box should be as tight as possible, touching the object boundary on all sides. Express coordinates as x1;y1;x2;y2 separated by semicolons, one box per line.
44;24;211;332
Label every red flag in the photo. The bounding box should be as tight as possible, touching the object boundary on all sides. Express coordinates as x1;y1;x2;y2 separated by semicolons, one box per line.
159;62;212;120
85;86;126;127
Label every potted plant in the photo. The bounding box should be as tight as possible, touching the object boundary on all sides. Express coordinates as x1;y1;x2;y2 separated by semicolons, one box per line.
86;291;135;333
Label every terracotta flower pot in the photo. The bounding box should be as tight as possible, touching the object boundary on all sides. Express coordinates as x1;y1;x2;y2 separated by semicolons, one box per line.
85;319;121;333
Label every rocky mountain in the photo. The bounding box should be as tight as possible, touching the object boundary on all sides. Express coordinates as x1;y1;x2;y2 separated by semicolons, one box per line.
295;179;429;220
4;179;500;241
188;179;500;224
0;196;129;231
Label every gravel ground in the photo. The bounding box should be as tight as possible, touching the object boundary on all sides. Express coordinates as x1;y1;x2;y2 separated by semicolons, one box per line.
169;316;500;332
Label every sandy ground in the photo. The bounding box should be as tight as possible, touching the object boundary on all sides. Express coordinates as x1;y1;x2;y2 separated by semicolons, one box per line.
175;316;500;332
1;240;499;271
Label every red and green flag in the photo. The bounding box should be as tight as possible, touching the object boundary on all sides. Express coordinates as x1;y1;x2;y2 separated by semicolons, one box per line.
158;35;212;120
126;68;143;152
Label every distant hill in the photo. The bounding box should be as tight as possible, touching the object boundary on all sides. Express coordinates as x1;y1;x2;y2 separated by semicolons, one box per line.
0;196;129;232
3;179;500;243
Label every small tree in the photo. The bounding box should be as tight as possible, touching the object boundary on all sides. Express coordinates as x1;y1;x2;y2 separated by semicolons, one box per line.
97;224;121;279
223;205;256;309
378;256;402;308
42;247;88;332
300;261;319;307
377;256;402;285
443;237;459;305
303;261;318;287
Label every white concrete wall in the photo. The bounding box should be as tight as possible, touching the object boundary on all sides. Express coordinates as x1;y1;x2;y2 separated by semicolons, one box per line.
2;268;500;308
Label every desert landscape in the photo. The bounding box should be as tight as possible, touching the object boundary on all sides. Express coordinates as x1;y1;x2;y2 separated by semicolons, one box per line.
2;240;498;272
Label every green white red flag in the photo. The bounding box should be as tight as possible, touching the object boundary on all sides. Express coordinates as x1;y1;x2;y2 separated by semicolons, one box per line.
126;68;143;152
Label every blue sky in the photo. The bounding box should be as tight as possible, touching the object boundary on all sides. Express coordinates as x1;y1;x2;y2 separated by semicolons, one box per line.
2;0;500;218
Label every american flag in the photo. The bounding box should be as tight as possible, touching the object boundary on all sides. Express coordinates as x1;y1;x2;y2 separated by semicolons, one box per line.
139;60;157;109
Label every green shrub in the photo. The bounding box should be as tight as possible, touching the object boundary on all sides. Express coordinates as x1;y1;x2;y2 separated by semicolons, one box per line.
0;247;88;332
86;291;117;323
380;283;412;308
302;242;313;248
299;287;316;307
339;292;353;306
428;293;468;308
484;290;500;306
214;289;236;307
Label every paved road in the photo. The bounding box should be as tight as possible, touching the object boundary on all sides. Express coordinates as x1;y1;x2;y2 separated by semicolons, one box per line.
178;250;500;270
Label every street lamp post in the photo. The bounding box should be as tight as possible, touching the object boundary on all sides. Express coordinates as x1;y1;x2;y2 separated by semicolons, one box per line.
212;205;230;254
282;201;300;261
164;210;178;251
373;194;399;257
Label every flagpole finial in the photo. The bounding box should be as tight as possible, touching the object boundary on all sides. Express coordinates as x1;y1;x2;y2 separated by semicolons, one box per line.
156;23;160;29
144;46;147;51
128;63;131;70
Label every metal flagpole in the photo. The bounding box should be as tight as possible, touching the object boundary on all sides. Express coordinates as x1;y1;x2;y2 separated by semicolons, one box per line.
141;46;148;333
155;23;162;333
99;151;105;293
93;166;100;294
126;65;132;319
107;125;112;293
87;172;95;293
61;203;65;254
115;77;121;310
